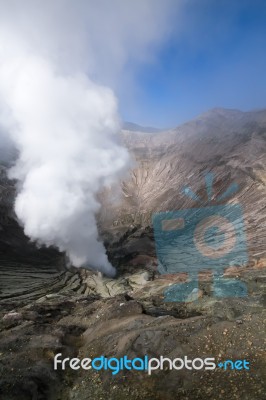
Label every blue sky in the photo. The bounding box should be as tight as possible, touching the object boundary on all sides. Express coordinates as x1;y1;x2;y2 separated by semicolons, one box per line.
120;0;266;128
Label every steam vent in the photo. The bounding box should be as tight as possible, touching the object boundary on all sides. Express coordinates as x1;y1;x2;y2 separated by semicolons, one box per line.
1;109;266;399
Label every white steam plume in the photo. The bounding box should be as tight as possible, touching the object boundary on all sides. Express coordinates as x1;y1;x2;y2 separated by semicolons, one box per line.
0;55;128;276
0;1;177;275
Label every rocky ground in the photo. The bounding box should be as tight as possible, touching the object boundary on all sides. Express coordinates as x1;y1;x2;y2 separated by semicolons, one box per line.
0;260;266;400
0;108;266;399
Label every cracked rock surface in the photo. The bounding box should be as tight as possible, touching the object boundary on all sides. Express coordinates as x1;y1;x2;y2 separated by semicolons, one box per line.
0;263;266;399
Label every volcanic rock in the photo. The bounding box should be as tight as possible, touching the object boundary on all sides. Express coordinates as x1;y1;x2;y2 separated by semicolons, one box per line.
0;108;265;399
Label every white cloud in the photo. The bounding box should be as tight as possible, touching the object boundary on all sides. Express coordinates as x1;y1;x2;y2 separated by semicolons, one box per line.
0;0;178;274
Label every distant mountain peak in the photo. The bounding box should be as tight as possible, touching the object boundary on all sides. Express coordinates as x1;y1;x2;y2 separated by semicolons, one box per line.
122;122;163;133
